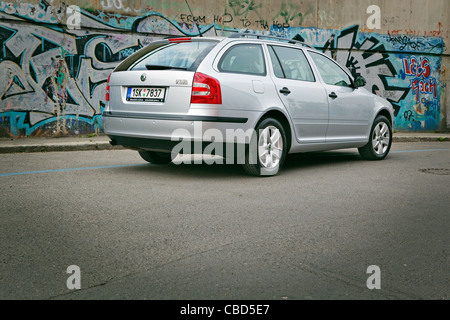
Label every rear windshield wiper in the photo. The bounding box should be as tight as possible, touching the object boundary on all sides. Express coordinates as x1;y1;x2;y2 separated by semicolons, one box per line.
145;65;188;70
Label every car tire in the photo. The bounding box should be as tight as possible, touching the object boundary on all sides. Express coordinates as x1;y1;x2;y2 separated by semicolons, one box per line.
242;118;287;177
138;150;173;164
358;115;392;160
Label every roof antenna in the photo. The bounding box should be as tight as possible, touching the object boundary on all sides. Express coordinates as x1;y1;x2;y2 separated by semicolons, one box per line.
185;0;203;37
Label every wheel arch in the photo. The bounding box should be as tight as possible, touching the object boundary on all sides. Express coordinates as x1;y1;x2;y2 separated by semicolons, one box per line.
376;108;394;126
257;109;293;153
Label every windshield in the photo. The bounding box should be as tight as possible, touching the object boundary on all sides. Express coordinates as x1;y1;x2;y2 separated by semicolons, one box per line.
131;41;218;71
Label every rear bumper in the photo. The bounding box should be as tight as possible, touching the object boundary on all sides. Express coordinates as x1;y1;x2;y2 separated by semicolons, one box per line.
108;135;213;153
103;111;254;153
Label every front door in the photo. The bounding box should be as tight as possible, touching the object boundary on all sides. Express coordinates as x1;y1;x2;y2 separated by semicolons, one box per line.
308;51;370;142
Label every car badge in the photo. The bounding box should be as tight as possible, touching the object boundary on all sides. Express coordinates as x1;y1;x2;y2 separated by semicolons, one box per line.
140;74;146;82
176;79;188;85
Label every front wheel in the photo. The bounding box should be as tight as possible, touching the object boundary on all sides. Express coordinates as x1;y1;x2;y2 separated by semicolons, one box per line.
358;115;392;160
242;118;287;177
138;150;173;164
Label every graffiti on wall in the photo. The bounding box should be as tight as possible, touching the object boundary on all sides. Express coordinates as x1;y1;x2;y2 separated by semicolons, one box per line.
273;25;445;130
0;1;447;136
399;56;442;130
0;2;162;136
0;20;157;136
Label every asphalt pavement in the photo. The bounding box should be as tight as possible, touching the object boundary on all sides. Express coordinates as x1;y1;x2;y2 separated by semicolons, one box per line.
1;142;449;300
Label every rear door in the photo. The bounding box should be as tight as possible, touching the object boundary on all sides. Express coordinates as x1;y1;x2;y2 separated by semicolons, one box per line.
108;39;218;115
267;45;329;143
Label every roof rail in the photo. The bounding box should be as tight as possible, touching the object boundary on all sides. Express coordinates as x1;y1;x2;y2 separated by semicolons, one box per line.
229;33;313;48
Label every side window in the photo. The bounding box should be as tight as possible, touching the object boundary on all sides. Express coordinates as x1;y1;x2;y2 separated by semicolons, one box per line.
268;47;285;78
309;51;353;87
218;44;266;76
268;46;315;82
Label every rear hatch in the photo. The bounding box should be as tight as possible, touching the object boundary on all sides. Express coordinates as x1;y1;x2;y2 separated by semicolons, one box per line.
107;38;219;115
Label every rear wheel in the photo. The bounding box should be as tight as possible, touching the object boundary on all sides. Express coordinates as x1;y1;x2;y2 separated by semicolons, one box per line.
242;118;287;177
138;150;173;164
358;115;392;160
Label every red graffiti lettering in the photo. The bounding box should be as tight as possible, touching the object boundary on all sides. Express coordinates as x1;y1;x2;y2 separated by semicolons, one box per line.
403;57;431;78
411;78;437;102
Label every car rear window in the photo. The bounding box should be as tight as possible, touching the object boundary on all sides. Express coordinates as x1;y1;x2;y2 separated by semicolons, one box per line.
131;41;218;71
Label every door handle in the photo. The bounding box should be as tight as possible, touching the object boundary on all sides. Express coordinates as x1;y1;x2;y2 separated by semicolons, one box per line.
280;87;291;95
329;92;338;99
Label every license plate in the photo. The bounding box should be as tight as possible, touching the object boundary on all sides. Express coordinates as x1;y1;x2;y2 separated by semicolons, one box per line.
126;87;166;102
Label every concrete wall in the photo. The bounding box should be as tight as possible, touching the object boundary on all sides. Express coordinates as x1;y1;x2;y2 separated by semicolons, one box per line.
0;0;448;137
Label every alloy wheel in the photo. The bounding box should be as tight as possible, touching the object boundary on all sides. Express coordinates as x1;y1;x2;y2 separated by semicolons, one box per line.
258;126;284;169
372;122;390;155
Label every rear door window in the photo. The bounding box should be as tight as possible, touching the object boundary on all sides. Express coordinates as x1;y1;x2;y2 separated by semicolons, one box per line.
268;45;315;82
218;44;266;76
131;41;218;71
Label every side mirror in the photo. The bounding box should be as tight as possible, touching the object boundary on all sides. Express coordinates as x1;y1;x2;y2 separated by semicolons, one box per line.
354;76;367;88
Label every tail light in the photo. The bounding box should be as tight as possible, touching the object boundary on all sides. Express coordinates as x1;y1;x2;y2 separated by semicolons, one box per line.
105;74;111;101
191;72;222;105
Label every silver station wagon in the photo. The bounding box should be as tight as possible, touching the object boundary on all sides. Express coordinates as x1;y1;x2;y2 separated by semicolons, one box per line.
103;34;394;176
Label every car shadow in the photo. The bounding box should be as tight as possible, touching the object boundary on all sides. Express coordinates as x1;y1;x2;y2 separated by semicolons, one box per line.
124;158;247;179
118;150;365;179
283;150;363;171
